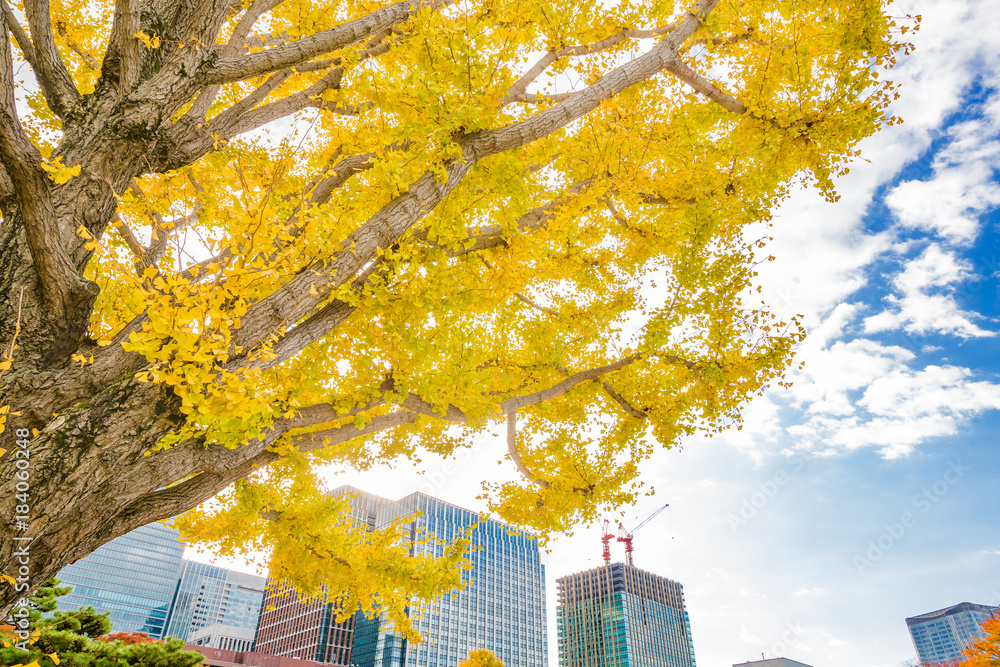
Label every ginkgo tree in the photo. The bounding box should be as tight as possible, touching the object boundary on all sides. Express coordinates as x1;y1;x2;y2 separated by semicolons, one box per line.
0;0;912;635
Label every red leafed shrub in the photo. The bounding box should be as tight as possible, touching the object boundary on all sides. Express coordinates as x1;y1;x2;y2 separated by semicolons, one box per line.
97;632;161;645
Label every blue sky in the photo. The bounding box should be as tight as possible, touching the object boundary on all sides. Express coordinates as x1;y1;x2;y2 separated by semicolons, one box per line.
190;0;1000;664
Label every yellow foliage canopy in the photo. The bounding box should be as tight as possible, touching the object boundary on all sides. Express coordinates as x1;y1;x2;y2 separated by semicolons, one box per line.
459;649;505;667
0;0;914;638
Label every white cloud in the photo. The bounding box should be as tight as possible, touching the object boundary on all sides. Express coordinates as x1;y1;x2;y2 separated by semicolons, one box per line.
864;244;993;338
791;588;826;597
887;151;1000;244
789;338;916;417
786;364;1000;458
860;365;1000;417
886;90;1000;243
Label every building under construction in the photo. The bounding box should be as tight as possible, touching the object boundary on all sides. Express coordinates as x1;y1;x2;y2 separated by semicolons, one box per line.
556;562;697;667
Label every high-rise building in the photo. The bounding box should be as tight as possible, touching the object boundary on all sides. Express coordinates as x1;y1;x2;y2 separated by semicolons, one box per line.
55;521;185;638
906;602;999;664
255;487;392;665
165;560;267;652
733;659;813;667
366;493;548;667
557;562;696;667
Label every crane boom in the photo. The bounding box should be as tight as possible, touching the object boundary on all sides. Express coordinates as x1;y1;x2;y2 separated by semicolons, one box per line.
627;503;669;534
616;503;669;567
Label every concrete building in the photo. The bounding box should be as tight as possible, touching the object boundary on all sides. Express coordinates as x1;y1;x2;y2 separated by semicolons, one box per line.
733;659;813;667
365;493;548;667
254;487;392;666
188;644;330;667
165;560;267;651
906;602;999;664
557;562;696;667
55;521;185;638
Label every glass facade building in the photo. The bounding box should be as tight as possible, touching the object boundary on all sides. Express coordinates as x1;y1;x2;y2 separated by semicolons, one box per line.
365;493;548;667
906;602;999;664
255;487;393;665
557;563;696;667
165;559;266;652
55;521;185;638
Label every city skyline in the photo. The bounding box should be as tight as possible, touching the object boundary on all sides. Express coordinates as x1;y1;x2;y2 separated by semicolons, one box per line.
49;486;997;667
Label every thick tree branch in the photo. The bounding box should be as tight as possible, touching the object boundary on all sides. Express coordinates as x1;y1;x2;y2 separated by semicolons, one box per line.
123;345;690;530
498;356;642;413
110;212;147;263
507;91;581;105
113;0;141;90
0;20;95;359
0;0;37;71
22;0;79;116
472;0;722;159
110;403;416;538
185;0;289;121
400;393;468;422
506;410;550;489
414;177;596;256
207;68;335;139
664;56;747;114
239;256;385;370
503;24;676;106
231;155;475;353
599;380;647;420
229;0;723;358
194;32;395;153
230;0;286;50
201;0;430;84
55;21;99;69
282;394;388;430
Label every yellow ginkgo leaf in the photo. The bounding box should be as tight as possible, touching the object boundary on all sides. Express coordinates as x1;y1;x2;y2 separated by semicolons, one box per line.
134;31;160;50
40;157;81;184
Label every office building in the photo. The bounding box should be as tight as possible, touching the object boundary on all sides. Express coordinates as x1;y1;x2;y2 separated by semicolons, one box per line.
733;660;813;667
255;487;392;665
55;521;185;638
165;560;267;651
557;562;696;667
367;493;548;667
188;644;330;667
906;602;999;664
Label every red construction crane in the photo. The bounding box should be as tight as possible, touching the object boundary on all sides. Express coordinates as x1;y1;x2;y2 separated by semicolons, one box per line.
601;519;615;565
617;503;669;567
